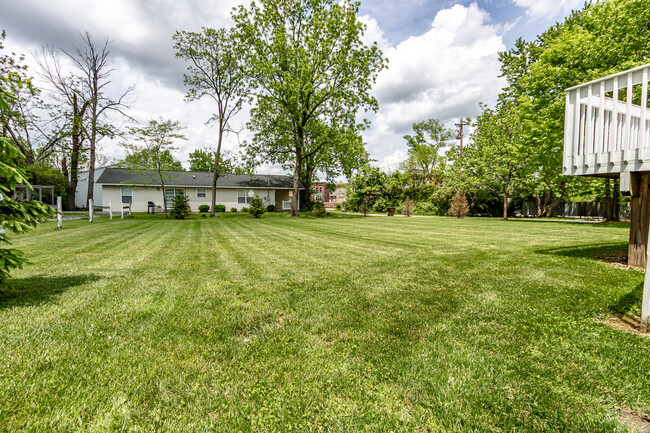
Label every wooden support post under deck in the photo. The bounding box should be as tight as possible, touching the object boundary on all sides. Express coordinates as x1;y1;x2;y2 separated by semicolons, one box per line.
628;172;650;267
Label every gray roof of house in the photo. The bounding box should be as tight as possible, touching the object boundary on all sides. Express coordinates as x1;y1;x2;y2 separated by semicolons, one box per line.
94;167;302;189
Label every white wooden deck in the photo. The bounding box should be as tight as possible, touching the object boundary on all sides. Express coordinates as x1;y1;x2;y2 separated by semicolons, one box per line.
563;63;650;177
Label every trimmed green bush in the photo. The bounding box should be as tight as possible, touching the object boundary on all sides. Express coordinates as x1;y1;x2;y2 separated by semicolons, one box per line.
312;200;326;217
336;203;341;210
231;207;238;213
215;204;226;213
198;205;210;213
242;207;248;213
249;197;266;218
266;204;275;212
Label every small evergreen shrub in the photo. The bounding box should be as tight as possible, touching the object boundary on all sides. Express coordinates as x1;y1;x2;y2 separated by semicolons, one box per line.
242;207;248;213
231;207;238;213
170;191;191;219
448;191;470;218
215;204;226;213
312;200;326;217
359;196;370;216
266;204;275;212
336;203;341;210
249;197;266;218
198;205;209;213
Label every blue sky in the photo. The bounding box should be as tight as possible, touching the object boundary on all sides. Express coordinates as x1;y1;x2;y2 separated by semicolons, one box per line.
2;0;585;174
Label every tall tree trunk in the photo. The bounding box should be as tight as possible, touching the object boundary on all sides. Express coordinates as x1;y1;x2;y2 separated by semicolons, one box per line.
86;104;98;209
604;178;614;221
503;163;512;220
613;179;620;221
291;144;302;217
211;122;224;218
67;94;83;211
161;179;168;218
301;159;314;212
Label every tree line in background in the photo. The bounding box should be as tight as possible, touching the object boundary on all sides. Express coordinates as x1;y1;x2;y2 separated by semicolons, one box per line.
1;0;384;218
346;0;649;220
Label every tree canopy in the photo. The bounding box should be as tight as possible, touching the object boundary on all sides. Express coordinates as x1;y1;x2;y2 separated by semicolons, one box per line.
233;0;386;215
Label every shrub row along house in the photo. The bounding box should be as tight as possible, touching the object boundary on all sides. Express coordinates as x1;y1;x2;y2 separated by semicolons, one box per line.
75;167;302;212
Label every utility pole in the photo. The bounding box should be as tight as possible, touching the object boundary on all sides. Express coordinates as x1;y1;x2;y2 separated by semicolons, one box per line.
455;118;467;158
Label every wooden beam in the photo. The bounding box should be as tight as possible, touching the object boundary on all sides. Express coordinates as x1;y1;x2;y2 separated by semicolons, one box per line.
628;172;650;267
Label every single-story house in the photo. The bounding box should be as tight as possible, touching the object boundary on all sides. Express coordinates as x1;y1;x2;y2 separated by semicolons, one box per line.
75;167;303;212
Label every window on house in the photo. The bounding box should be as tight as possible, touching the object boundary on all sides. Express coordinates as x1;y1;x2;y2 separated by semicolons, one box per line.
121;187;132;204
165;188;185;208
197;188;206;198
238;189;255;204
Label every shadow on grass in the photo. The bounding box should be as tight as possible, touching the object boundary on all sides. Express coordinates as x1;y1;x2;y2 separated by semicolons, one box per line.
610;282;643;316
535;242;628;259
0;274;101;309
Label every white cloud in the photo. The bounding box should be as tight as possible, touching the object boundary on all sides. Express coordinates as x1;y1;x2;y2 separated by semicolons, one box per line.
362;2;506;172
512;0;584;19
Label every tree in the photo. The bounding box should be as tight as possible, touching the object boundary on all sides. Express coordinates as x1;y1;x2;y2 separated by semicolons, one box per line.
169;190;191;219
120;118;187;218
464;102;529;220
493;0;650;216
248;196;266;218
120;149;183;171
174;27;249;218
0;48;53;287
188;148;248;174
401;198;414;217
402;118;453;185
346;165;386;211
448;192;469;219
233;0;386;216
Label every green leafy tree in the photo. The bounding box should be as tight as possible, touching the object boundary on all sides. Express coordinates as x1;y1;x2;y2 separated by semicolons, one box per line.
464;102;530;220
346;165;386;212
169;190;191;219
0;51;54;287
120;118;187;218
233;0;386;216
174;27;249;218
188;148;249;174
401;118;453;185
494;0;650;216
248;196;266;218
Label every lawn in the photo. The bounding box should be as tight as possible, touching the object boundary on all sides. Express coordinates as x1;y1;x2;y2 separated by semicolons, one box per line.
1;214;648;432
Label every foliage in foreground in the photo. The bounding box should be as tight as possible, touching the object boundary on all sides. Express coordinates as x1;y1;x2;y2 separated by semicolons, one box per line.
0;52;54;287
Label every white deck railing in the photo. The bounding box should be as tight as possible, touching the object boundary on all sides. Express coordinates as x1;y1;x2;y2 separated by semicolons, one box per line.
282;200;292;210
563;63;650;176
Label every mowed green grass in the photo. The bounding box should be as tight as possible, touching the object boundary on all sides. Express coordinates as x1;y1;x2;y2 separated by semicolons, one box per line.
1;214;649;432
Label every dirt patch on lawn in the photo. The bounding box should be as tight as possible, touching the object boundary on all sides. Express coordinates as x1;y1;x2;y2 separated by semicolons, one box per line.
602;314;649;337
595;252;644;270
618;409;650;433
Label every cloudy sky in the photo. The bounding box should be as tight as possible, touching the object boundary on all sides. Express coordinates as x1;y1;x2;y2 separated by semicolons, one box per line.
2;0;585;175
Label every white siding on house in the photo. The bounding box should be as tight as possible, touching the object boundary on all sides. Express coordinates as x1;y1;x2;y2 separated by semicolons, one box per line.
75;167;106;209
101;185;278;212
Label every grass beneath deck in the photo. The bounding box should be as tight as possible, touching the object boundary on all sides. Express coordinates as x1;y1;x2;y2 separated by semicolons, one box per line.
1;213;649;432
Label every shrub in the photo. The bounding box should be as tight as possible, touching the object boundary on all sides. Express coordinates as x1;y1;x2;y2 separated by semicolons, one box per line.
249;197;266;218
312;200;326;217
170;191;191;219
241;207;248;213
336;203;341;210
448;191;470;218
267;204;275;212
231;207;238;213
359;196;370;216
198;204;209;213
215;204;226;213
415;201;440;216
401;198;415;217
372;197;389;213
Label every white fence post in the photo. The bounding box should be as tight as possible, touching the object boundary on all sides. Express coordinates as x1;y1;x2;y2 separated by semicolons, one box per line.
121;204;124;220
89;198;93;223
109;201;113;221
57;196;63;229
128;204;131;217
